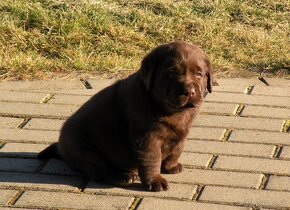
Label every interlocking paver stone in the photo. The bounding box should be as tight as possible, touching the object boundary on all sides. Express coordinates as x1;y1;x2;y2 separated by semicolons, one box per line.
241;105;290;119
205;92;290;107
48;94;91;105
0;143;48;158
29;88;98;96
0;189;18;205
138;198;251;210
0;128;58;143
194;115;284;131
15;191;133;209
229;130;290;145
252;86;290;97
266;175;290;191
214;156;290;175
0;101;77;118
0;90;46;103
280;146;290;159
164;168;262;188
185;140;274;158
87;79;116;89
0;171;82;191
0;80;84;90
178;152;212;167
188;127;225;140
24;118;64;131
199;186;290;208
213;85;248;93
200;102;238;115
0;116;23;129
0;158;41;172
85;182;197;199
216;78;290;87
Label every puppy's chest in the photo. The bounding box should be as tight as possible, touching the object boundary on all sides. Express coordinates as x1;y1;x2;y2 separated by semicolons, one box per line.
157;112;192;141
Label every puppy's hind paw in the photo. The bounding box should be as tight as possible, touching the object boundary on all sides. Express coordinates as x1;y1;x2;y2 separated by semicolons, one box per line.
106;171;137;187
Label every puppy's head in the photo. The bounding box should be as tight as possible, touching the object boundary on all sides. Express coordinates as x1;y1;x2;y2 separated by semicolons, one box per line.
139;41;213;112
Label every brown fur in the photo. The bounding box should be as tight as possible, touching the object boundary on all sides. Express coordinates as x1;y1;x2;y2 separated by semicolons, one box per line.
38;41;213;191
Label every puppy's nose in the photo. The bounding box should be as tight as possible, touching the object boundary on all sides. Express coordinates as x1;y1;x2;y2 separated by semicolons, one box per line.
184;87;195;97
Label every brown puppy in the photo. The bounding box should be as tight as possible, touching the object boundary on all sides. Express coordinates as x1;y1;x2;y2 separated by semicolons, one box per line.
38;41;213;191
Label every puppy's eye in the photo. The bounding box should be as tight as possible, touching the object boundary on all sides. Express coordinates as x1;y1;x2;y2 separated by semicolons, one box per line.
195;72;203;78
168;70;179;79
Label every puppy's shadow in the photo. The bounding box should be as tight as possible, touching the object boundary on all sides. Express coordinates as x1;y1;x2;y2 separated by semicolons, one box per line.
0;152;144;191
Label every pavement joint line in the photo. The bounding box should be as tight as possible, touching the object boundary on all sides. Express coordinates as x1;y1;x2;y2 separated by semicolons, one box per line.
220;129;233;141
203;100;290;109
199;112;289;120
243;85;255;95
40;93;54;104
0;139;55;145
0;113;67;120
128;197;143;210
257;174;270;190
233;104;245;116
194;200;272;210
188;137;290;147
17;117;32;129
80;79;93;89
184;165;290;177
192;124;285;132
183;150;287;160
258;77;270;86
281;120;290;133
192;185;205;201
271;145;283;159
7;190;24;207
197;196;284;209
206;155;218;169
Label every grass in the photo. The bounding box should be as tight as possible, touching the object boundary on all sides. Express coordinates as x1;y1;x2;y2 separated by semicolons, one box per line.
0;0;289;80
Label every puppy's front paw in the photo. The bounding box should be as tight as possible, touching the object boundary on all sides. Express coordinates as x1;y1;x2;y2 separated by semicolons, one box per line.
144;175;169;192
163;163;183;174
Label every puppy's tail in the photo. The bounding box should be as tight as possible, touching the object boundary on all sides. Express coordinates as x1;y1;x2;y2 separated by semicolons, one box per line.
38;143;61;160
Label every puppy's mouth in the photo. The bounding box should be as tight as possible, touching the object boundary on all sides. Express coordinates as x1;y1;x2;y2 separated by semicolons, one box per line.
167;96;201;110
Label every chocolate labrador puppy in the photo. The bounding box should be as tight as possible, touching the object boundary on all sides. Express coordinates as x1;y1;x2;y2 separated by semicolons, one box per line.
39;41;213;191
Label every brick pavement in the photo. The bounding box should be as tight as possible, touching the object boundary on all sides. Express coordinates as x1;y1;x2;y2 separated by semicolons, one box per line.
0;78;289;210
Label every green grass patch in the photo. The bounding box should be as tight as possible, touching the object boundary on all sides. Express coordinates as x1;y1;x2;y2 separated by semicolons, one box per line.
0;0;289;80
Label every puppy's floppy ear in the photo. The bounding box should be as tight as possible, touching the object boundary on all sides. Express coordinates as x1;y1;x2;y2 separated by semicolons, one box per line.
139;44;172;90
205;58;214;93
139;50;157;90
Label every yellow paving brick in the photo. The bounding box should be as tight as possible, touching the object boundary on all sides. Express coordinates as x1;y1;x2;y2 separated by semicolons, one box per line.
15;191;133;209
0;143;47;158
138;198;250;210
85;182;197;199
214;156;290;175
229;130;290;145
280;146;290;159
185;140;274;158
164;168;261;188
199;186;290;208
266;176;290;191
